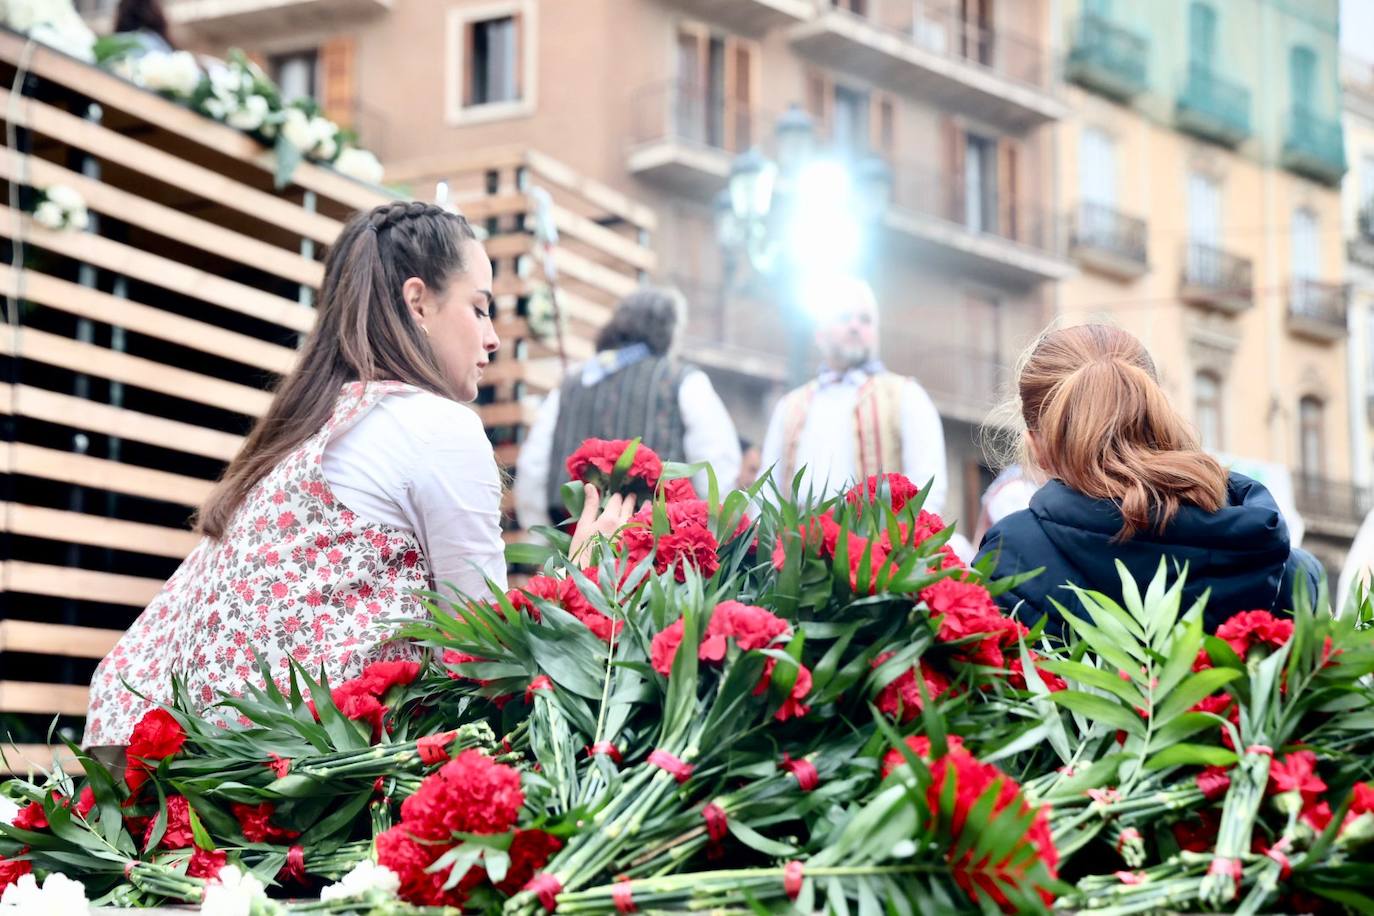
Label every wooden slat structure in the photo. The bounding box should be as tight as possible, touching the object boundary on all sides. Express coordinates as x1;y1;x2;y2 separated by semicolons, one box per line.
0;30;655;770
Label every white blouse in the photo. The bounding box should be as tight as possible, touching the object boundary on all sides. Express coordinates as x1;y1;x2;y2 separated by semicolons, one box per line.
322;388;508;602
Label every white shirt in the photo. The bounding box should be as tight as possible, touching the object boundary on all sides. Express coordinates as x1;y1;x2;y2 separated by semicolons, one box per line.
514;366;742;530
759;370;949;517
322;389;507;602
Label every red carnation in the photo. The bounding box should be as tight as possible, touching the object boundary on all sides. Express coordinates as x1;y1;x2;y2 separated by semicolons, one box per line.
1268;751;1326;804
661;478;698;502
566;438;663;492
1196;766;1231;800
770;511;842;571
398;750;524;841
1303;800;1334;832
1172;809;1221;853
187;846;227;879
74;786;96;818
11;802;46;832
146;795;196;851
0;855;31;893
1006;655;1067;692
753;657;813;721
650;618;686;676
557;568;624;644
377;824;480;907
700;601;790;660
846;473;921;511
875;511;947;552
231;802;300;844
495;829;564;896
126;708;186;791
920;578;1023;668
881;734;967;777
620;501;723;582
1216;610;1293;660
874;653;952;723
359;660;421;696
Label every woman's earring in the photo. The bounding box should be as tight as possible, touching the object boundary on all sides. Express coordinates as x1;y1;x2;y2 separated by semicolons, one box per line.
420;325;430;336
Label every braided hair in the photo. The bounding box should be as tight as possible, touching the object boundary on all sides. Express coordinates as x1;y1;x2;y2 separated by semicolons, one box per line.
198;202;480;537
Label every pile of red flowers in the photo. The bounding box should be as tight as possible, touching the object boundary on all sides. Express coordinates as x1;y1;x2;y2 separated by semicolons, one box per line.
651;601;812;721
566;438;663;496
125;708;188;792
376;749;560;907
882;735;1058;911
506;568;622;643
620;500;747;583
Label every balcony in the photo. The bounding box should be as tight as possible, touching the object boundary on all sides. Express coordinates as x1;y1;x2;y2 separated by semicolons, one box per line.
1065;14;1149;101
1287;278;1348;343
168;0;391;42
789;1;1067;130
656;0;813;35
1282;106;1347;186
1175;63;1252;148
627;81;752;195
882;158;1073;286
1178;242;1253;313
1350;204;1374;270
1294;475;1373;532
1069;201;1148;279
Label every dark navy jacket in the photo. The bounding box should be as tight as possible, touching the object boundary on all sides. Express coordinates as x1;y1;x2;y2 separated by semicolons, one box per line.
975;473;1323;633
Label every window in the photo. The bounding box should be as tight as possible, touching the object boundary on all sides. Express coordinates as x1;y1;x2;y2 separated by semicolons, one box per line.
676;26;757;153
1188;2;1217;64
446;2;536;124
1299;395;1325;478
965;133;997;232
1292;207;1319;280
1186;171;1221;283
1080;127;1116;206
960;0;994;66
834;0;868;14
1290;45;1317;112
833;84;870;155
272;50;318;104
1194;371;1223;451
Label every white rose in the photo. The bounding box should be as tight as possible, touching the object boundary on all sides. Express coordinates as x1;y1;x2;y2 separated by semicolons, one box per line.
202;97;227;120
279;108;316;153
199;864;276;916
33;200;64;229
66;205;89;232
320;860;400;902
315;133;338;161
28;19;95;62
226;94;269;132
3;0;42;33
110;56;138;82
141;51;200;97
32;872;89;915
0;872;41;908
333;147;384;185
44;184;83;211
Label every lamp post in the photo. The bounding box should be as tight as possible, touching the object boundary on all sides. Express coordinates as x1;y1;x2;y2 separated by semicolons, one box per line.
714;104;893;388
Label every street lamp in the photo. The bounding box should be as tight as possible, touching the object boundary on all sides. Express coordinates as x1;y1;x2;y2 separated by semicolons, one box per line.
714;104;890;388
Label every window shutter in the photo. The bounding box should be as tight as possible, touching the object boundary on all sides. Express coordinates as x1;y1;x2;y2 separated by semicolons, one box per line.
869;92;895;158
998;137;1019;242
319;37;356;129
724;38;758;152
941;115;966;221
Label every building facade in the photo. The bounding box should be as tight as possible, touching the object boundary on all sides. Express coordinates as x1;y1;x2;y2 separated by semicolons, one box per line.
1344;55;1374;498
1055;0;1355;574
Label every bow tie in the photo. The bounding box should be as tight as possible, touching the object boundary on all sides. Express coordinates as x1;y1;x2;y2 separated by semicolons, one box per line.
817;360;884;387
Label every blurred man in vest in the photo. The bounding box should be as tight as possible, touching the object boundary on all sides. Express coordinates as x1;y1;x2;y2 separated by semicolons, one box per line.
515;286;741;530
759;276;966;554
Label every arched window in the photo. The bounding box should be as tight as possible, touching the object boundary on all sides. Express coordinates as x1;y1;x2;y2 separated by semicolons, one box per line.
1194;371;1223;452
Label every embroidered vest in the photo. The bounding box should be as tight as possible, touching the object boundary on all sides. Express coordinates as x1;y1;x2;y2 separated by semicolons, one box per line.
84;381;433;746
545;355;688;513
780;372;906;487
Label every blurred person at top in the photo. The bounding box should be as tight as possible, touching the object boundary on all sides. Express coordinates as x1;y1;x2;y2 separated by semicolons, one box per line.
111;0;174;54
758;275;969;557
515;286;742;530
973;463;1039;546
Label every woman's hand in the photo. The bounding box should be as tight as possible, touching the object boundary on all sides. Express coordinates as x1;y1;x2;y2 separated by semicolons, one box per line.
569;484;637;562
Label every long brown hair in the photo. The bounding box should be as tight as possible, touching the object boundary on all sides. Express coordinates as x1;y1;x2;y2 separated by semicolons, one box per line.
1017;324;1228;539
197;201;478;538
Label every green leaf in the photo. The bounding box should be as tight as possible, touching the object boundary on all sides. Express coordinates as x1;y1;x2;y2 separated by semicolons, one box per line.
725;819;799;856
1144;744;1239;770
1039;660;1145;706
1050;691;1145;737
274;135;304;189
1156;668;1242;723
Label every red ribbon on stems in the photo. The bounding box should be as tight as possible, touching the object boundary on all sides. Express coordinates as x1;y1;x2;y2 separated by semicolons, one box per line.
284;845;306;884
612;879;637;913
526;675;554;703
784;860;805;900
1246;744;1274;757
417;730;457;765
781;754;819;792
527;872;563;911
648;749;694;783
702;802;729;841
587;742;623;765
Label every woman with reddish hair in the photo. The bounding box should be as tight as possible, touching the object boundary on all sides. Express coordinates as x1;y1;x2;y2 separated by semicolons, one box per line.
977;324;1320;632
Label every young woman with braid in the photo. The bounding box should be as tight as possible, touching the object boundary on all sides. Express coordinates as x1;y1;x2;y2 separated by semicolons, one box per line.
84;202;632;749
976;324;1322;634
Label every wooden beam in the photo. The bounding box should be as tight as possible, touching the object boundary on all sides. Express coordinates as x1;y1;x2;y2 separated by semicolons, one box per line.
0;744;84;776
0;620;123;658
2;443;214;507
0;680;91;716
452;192;531;222
524;149;657;231
481;358;562;391
476;401;537;427
0;87;342;245
0;150;324;287
1;562;164;608
0;30;391;213
552;247;638;300
0;265;298;375
0;503;198;559
0;325;274;417
0;385;243;462
0;208;316;333
382;145;530;184
549;202;656;272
